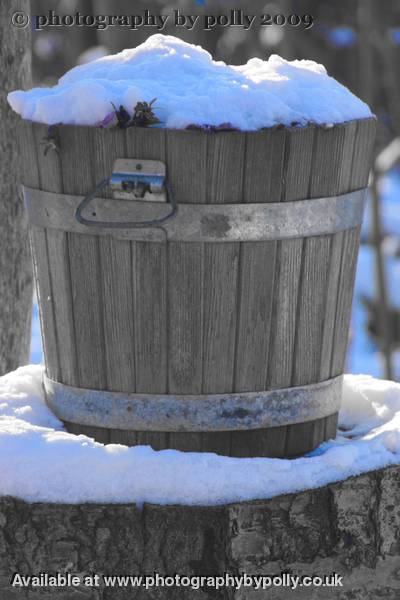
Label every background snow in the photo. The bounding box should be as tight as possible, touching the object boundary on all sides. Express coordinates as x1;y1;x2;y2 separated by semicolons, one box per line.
0;365;399;506
8;34;371;129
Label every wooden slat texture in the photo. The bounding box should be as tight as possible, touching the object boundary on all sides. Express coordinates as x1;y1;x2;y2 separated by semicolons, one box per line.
330;119;376;378
293;126;347;387
319;232;344;381
107;128;168;445
234;130;285;393
58;126;107;397
266;126;314;457
200;431;232;456
319;122;358;381
350;118;376;189
31;124;79;386
286;125;361;453
31;124;64;383
230;426;287;459
203;132;244;394
133;241;167;392
206;132;245;204
266;239;303;390
267;127;313;391
29;226;59;380
90;128;136;395
21;124;59;381
233;242;277;392
64;422;110;445
230;129;285;455
330;226;361;376
135;432;170;450
167;241;204;394
166;130;206;399
166;130;207;205
98;237;135;391
126;128;167;395
292;235;331;386
336;121;358;192
202;243;238;393
325;413;339;441
243;129;287;204
165;130;207;451
201;133;246;454
285;417;327;458
46;229;79;387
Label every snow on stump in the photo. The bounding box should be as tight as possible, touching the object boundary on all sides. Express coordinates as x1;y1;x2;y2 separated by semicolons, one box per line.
13;36;376;457
1;466;400;599
1;368;400;598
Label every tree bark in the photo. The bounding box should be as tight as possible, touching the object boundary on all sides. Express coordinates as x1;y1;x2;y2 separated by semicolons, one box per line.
0;0;33;374
1;466;400;599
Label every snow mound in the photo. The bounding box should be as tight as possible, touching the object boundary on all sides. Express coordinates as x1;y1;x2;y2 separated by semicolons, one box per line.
0;365;399;505
8;34;372;130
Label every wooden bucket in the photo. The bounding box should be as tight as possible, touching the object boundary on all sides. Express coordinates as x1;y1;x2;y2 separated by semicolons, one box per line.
20;118;375;457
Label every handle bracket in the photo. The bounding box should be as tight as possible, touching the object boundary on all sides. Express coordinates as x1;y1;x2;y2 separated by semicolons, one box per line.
75;159;177;229
110;159;167;202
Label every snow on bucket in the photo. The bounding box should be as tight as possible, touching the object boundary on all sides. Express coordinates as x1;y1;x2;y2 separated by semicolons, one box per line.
11;36;376;457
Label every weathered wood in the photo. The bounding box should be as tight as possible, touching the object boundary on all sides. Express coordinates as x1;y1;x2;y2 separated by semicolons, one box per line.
267;127;313;392
45;229;79;387
230;426;287;459
166;129;206;396
167;242;204;393
202;243;239;394
234;129;285;393
29;226;59;380
29;123;79;386
54;127;107;443
330;119;376;377
24;119;376;457
264;129;306;453
32;124;64;384
351;118;377;189
331;226;361;376
64;421;110;445
165;130;208;453
233;242;277;392
319;123;358;381
267;238;303;389
90;128;136;394
58;127;106;393
126;128;167;396
60;421;323;458
325;412;339;441
319;232;344;380
293;126;347;387
203;132;242;398
206;131;245;204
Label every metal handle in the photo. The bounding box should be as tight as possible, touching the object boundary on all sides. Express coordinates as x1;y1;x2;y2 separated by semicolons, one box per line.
75;162;177;229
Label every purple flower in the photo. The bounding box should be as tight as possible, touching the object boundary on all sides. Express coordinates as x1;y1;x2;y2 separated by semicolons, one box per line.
97;111;118;128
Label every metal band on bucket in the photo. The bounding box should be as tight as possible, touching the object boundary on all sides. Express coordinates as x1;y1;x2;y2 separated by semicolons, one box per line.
24;186;366;243
43;374;343;432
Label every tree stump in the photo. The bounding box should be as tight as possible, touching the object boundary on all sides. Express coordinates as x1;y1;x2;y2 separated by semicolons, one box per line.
1;465;400;599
